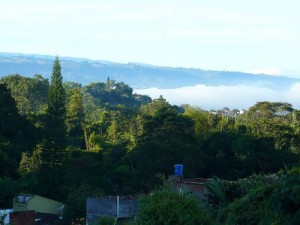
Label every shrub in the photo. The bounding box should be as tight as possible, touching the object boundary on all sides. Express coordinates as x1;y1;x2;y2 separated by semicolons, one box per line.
135;184;216;225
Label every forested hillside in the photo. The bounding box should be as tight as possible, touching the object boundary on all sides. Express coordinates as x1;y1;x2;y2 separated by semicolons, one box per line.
0;58;299;224
1;52;299;89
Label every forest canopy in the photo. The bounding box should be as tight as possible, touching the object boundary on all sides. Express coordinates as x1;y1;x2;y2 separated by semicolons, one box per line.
0;58;299;224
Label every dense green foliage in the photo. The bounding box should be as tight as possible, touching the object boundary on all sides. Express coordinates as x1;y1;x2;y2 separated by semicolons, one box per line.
219;169;300;225
135;184;216;225
0;74;49;115
199;168;300;225
0;83;34;178
0;59;299;224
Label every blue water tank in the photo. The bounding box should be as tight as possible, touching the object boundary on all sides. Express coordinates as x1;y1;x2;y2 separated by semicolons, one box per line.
174;164;184;176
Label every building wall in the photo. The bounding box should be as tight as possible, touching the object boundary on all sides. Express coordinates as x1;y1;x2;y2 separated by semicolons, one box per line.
10;211;35;225
13;201;28;212
118;198;138;218
171;178;209;199
86;196;138;225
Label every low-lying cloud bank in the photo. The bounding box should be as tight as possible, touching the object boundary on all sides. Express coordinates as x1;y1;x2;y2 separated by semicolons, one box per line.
134;83;300;110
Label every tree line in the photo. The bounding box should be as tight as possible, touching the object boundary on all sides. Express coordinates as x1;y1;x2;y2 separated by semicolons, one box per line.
0;57;299;224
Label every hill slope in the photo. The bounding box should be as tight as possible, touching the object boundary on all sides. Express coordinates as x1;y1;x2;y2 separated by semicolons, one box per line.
0;52;298;89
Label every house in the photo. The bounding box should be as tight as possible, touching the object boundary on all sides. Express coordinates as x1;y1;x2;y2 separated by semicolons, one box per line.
171;164;210;199
13;193;64;215
86;164;211;225
171;177;210;199
11;194;64;225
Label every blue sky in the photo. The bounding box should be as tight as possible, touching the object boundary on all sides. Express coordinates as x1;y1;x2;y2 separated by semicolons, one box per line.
2;0;300;77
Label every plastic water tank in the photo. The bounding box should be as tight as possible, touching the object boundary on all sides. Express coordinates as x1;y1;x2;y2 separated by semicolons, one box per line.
174;164;184;176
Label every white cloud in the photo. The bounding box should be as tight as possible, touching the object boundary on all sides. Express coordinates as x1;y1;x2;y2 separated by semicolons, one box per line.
287;83;300;103
134;83;300;110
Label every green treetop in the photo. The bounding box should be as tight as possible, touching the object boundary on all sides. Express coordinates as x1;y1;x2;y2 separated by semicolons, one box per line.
47;57;66;119
41;56;67;167
34;57;67;199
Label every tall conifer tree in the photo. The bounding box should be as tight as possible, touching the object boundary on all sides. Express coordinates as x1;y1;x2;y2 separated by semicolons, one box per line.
42;56;67;167
36;57;67;199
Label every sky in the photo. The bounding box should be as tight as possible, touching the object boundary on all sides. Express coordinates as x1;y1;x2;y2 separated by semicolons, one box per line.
2;0;300;77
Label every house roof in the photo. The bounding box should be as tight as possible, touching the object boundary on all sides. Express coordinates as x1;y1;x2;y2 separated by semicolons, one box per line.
14;193;64;205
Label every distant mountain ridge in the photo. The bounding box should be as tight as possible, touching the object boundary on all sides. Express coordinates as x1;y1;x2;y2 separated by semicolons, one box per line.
0;52;299;89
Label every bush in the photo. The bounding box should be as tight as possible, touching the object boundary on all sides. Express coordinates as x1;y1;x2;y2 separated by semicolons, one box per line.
223;184;273;225
135;184;216;225
267;171;300;225
93;217;115;225
222;168;300;225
